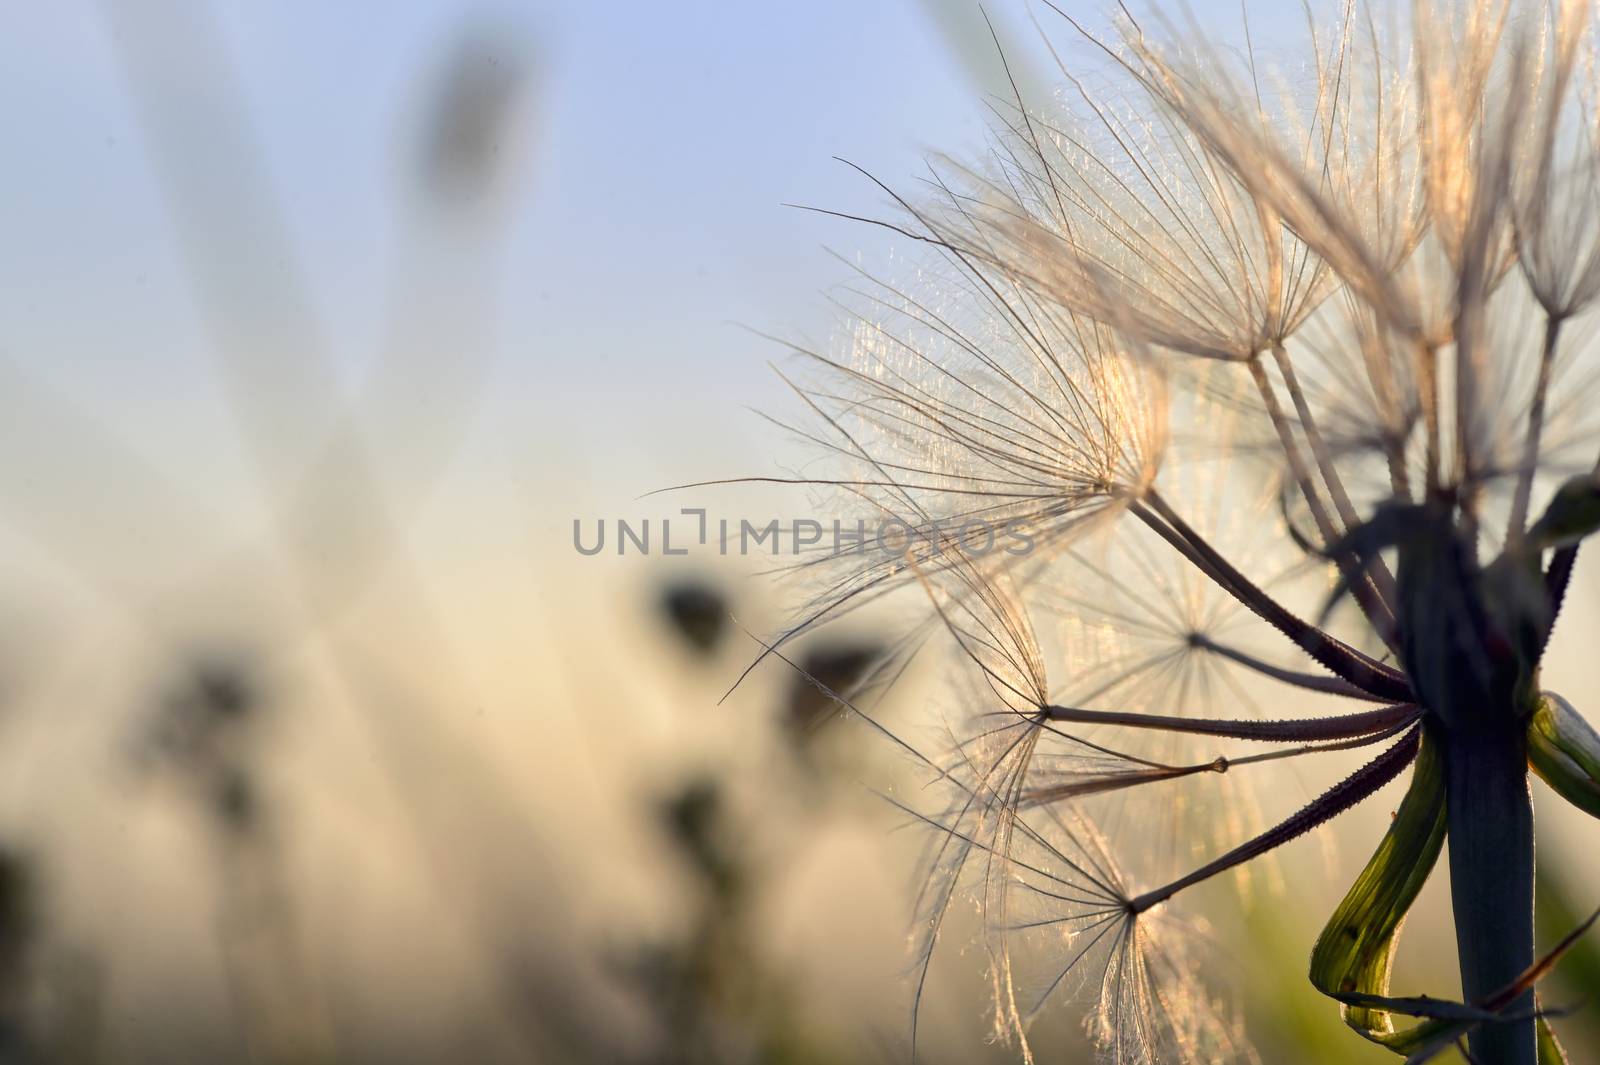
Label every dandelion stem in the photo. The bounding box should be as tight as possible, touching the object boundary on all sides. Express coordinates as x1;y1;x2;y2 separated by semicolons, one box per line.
1421;340;1443;494
1133;492;1411;700
1384;428;1413;503
1507;315;1565;545
1041;701;1418;742
1542;543;1579;656
1126;726;1420;914
1538;446;1600;654
1456;326;1486;545
1250;355;1399;643
1443;724;1537;1065
1269;344;1359;531
1022;721;1411;806
1190;634;1386;701
1270;344;1402;641
1249;355;1338;542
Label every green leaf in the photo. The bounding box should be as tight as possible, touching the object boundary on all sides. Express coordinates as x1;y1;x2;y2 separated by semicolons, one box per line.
1309;731;1447;1052
1526;474;1600;553
1528;692;1600;819
1538;1017;1569;1065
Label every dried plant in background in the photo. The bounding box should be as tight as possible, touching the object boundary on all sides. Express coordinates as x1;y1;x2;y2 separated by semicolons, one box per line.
748;1;1600;1062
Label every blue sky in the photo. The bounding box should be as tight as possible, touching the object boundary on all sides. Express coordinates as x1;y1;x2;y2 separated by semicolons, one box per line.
0;0;1291;553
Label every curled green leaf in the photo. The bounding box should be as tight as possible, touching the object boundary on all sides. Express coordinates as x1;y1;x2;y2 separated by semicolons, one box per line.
1528;692;1600;819
1526;474;1600;553
1352;900;1600;1061
1309;731;1446;1051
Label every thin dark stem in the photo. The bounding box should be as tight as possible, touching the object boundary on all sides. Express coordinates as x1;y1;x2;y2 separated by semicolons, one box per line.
1542;544;1578;657
1456;312;1485;545
1539;444;1599;655
1191;634;1388;701
1022;761;1225;805
1422;340;1442;494
1507;316;1565;545
1352;333;1414;502
1270;344;1401;646
1133;492;1411;701
1022;720;1414;806
1126;726;1420;913
1268;345;1356;526
1042;701;1418;742
1385;429;1413;503
1248;355;1340;543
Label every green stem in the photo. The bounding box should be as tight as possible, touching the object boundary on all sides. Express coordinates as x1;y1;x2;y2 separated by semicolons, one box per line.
1443;727;1536;1065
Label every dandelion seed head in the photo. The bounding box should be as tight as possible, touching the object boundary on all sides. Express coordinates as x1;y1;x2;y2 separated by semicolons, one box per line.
1514;0;1600;319
759;0;1600;1060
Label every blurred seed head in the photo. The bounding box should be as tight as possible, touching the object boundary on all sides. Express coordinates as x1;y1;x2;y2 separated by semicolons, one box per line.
785;639;887;735
135;649;272;836
659;580;731;657
416;22;539;213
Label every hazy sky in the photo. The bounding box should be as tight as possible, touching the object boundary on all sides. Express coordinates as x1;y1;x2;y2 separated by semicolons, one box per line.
0;1;1294;482
0;0;1310;594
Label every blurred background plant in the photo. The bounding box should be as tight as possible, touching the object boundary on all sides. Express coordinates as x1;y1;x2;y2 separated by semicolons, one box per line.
0;1;1594;1063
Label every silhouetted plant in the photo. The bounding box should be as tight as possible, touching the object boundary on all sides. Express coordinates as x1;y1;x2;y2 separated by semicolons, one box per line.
786;641;887;735
618;776;845;1065
660;580;732;657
